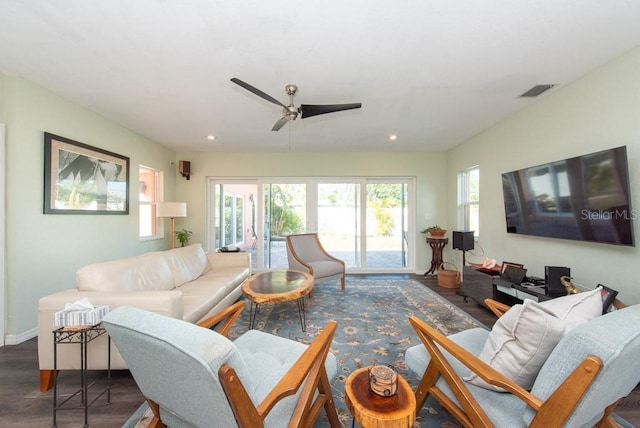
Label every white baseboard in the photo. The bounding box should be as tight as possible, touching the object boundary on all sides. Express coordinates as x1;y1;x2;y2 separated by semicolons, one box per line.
4;327;37;345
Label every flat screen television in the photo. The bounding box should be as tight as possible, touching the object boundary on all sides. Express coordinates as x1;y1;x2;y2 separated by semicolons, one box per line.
502;146;635;246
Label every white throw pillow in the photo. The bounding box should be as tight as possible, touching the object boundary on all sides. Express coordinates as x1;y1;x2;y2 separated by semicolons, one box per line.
466;299;565;391
538;287;603;331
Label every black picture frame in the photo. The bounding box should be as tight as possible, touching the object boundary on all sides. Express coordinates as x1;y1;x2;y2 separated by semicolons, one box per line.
500;261;524;274
598;284;619;314
44;132;129;214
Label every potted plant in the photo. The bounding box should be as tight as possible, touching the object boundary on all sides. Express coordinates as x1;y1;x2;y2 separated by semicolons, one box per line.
420;225;447;237
175;229;193;247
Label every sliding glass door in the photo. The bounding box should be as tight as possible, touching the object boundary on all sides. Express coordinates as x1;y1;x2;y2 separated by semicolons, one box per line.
213;183;257;250
366;182;409;268
263;183;306;269
208;177;414;272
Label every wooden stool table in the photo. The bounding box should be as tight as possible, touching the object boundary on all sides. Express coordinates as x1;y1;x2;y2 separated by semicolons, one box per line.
345;367;416;427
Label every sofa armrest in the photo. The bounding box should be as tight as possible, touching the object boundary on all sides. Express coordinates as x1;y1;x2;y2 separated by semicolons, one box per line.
206;252;252;273
38;289;183;371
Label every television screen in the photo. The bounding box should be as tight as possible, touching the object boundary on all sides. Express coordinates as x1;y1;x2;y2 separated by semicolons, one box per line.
502;146;634;246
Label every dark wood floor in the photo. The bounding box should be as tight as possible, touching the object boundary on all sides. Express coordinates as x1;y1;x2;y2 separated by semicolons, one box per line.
1;274;638;427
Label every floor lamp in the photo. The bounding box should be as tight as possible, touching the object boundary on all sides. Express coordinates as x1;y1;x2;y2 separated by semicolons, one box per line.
157;202;187;249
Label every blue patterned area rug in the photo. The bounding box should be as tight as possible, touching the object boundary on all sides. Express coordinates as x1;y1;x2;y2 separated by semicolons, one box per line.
228;278;483;427
124;278;484;427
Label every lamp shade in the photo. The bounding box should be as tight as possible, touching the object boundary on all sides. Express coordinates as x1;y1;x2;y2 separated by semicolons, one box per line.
156;202;187;218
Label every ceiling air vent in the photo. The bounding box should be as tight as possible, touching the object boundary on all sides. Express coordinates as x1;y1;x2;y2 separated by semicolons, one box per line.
519;84;556;98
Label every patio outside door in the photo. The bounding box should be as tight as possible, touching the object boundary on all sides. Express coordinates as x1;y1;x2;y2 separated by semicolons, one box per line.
263;183;306;268
317;183;361;268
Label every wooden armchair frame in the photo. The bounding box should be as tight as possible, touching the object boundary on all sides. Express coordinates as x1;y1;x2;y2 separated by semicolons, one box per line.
145;301;247;428
408;316;620;428
483;298;511;319
39;302;249;393
145;303;340;428
219;320;340;428
196;300;246;334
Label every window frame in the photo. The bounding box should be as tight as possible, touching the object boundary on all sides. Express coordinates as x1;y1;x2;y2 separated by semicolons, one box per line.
459;166;479;237
139;165;163;240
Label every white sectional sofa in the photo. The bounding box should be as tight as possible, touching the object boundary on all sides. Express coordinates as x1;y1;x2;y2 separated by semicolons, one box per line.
37;243;251;391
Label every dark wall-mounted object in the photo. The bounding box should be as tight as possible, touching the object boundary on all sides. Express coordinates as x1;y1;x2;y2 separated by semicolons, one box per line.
501;146;634;246
179;160;191;180
453;231;475;251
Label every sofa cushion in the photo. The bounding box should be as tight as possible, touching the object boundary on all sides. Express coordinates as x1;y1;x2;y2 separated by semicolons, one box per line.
197;267;251;291
178;267;249;323
163;244;210;287
466;299;565;391
179;280;229;323
77;252;174;292
538;287;603;331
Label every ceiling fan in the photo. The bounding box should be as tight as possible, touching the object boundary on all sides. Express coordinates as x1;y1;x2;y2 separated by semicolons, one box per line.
230;78;362;131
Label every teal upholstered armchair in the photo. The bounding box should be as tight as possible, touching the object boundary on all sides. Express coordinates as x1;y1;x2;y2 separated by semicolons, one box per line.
285;233;345;290
405;303;640;427
102;303;340;428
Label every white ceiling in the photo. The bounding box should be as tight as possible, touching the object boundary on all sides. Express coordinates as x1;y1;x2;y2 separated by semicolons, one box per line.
1;1;639;153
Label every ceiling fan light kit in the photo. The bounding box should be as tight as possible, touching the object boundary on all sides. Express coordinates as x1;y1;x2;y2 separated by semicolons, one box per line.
231;78;362;131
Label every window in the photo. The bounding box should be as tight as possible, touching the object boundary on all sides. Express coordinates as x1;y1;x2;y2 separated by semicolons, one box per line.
460;167;479;236
139;166;161;239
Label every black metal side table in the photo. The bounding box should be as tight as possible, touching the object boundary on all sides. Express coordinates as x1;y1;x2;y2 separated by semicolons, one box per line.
52;324;111;428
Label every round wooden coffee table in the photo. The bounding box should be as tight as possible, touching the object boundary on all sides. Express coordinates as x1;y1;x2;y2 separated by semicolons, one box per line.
241;270;313;331
345;366;416;427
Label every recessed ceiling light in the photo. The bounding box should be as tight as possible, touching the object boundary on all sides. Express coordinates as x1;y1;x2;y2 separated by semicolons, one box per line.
389;134;398;141
206;135;216;141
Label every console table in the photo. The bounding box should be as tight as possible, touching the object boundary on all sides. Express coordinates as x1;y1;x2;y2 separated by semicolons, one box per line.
492;277;552;305
424;236;448;276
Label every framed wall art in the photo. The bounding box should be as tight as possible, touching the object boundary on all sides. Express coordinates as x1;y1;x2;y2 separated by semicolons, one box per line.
44;132;130;214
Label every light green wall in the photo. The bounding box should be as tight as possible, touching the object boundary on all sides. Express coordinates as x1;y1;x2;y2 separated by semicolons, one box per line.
447;47;640;304
3;75;176;338
0;74;6;120
173;151;449;273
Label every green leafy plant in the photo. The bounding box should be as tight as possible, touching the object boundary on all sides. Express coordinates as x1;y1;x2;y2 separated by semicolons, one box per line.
175;229;193;247
420;225;444;234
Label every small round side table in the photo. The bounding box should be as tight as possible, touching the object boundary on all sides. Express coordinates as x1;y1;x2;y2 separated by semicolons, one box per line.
424;236;448;276
345;366;416;428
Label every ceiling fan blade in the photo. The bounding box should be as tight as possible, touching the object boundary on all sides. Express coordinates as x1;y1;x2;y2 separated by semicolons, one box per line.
230;78;287;108
300;103;362;119
271;117;289;132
